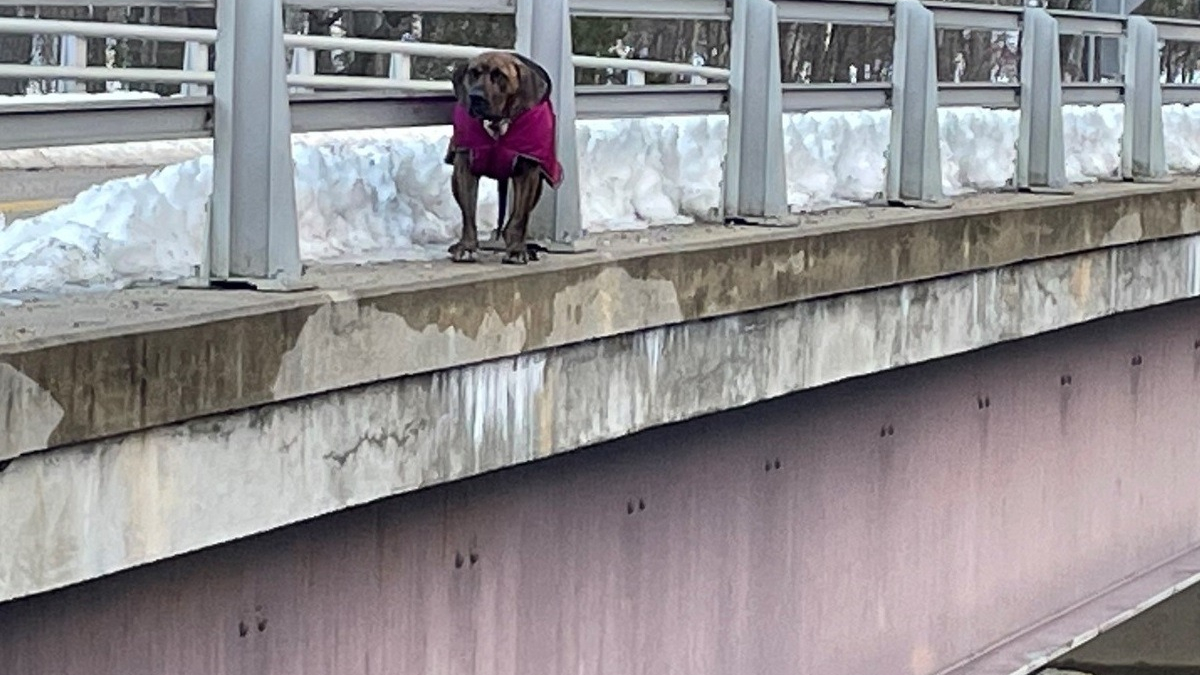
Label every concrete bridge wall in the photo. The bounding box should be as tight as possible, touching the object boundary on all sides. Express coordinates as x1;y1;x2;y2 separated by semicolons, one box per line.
4;298;1200;675
5;181;1200;607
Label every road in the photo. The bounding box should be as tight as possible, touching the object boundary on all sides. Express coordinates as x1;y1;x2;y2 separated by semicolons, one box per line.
0;166;153;221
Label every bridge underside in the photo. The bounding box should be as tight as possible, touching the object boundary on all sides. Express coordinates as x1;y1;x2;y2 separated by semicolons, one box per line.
5;297;1200;675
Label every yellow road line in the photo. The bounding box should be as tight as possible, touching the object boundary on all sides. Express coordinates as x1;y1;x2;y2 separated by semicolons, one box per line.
0;198;69;222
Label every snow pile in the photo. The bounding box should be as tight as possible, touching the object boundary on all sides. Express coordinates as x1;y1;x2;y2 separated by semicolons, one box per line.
3;102;1200;294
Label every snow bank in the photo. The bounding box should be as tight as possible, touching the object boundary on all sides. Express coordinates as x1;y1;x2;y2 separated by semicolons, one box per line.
3;102;1200;294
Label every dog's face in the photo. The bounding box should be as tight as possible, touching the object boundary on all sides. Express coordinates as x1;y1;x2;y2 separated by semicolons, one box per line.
452;51;548;122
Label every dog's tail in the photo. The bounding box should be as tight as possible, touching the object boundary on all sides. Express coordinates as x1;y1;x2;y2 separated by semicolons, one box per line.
497;178;508;240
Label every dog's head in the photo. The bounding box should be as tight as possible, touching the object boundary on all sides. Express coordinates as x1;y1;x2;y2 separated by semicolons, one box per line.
451;51;551;122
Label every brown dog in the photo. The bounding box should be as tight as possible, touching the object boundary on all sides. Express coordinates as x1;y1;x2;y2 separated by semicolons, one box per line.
444;51;563;265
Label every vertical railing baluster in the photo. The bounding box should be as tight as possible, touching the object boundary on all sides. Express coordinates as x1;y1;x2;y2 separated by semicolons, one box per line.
514;0;586;251
1015;6;1068;193
57;35;86;93
289;46;315;94
388;53;412;82
885;0;945;207
723;0;788;224
1122;16;1168;181
194;0;305;291
181;41;210;97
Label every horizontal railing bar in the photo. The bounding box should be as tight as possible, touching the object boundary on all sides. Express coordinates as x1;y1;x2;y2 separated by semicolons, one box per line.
0;0;1190;44
0;20;728;82
576;84;727;118
0;96;212;150
288;74;451;92
0;64;215;86
1062;82;1123;105
938;82;1020;108
572;55;729;79
1153;18;1200;43
0;17;215;43
570;0;729;19
0;84;732;148
925;1;1021;31
0;0;514;8
782;82;889;112
1162;84;1200;104
775;0;892;26
1051;10;1125;36
288;34;731;80
290;92;455;133
0;3;1193;156
302;87;731;125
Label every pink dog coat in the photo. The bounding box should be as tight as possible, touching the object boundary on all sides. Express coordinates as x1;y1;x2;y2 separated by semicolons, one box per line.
445;99;564;188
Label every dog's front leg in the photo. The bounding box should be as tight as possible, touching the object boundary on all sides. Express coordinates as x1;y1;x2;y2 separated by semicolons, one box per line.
501;163;545;265
449;152;481;263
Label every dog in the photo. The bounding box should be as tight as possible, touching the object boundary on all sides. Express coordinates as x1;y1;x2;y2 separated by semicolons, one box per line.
444;50;563;265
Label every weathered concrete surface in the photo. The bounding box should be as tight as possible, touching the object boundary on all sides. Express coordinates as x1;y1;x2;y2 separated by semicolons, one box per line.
8;297;1200;675
6;204;1200;604
4;179;1200;461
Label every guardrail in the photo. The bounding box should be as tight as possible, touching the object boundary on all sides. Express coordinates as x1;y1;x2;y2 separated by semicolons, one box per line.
0;0;1192;291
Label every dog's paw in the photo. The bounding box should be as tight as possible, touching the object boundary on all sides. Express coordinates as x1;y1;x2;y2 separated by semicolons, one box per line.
449;240;478;263
501;248;529;265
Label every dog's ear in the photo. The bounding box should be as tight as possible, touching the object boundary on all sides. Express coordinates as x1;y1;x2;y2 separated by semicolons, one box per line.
450;61;469;104
514;54;551;112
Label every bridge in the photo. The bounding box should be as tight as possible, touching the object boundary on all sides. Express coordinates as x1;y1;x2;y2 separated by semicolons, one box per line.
6;0;1200;673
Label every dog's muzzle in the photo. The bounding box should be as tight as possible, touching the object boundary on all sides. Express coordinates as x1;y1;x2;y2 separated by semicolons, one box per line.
466;92;511;138
467;91;492;118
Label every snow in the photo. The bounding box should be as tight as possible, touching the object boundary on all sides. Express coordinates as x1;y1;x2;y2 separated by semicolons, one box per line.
2;99;1200;294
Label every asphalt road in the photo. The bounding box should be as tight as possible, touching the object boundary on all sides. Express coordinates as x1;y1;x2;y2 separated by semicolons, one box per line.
0;166;154;221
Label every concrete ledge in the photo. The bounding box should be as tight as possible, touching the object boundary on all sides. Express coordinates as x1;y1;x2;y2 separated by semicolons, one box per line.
5;205;1200;604
5;179;1200;461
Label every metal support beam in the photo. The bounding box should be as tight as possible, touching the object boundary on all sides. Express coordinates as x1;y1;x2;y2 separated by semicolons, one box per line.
56;34;86;93
388;53;411;81
514;0;587;252
1016;6;1068;192
181;41;209;97
289;46;315;94
885;0;946;207
196;0;305;290
1122;16;1168;181
723;0;788;224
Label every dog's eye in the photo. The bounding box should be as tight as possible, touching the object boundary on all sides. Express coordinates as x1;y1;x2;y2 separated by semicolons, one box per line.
490;70;507;88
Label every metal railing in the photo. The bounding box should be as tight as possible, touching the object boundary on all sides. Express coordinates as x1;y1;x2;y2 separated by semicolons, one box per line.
0;0;1191;290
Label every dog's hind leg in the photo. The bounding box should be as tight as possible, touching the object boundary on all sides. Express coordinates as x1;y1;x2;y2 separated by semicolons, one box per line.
494;178;509;244
501;160;544;265
449;152;481;263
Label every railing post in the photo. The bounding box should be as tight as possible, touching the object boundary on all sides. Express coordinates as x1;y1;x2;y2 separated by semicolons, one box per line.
1015;6;1067;192
514;0;586;251
723;0;788;224
885;0;945;207
388;53;412;82
181;41;209;97
1122;16;1168;181
57;35;86;93
196;0;305;290
691;52;708;85
289;47;315;94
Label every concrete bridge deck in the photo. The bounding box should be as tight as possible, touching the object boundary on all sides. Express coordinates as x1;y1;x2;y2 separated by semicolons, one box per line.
5;178;1200;609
